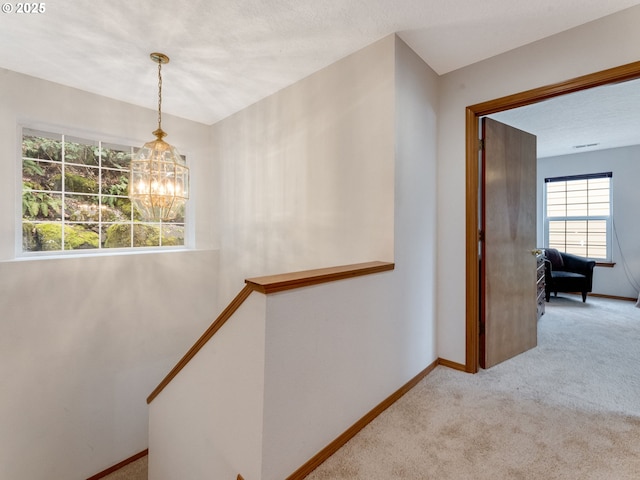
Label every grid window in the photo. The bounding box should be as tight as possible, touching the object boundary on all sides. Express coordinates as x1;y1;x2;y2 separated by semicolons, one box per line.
21;128;186;254
544;173;611;260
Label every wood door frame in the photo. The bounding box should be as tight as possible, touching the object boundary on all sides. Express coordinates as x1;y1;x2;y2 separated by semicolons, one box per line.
465;61;640;373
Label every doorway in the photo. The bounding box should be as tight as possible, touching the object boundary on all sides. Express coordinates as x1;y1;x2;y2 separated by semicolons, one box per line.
464;61;640;373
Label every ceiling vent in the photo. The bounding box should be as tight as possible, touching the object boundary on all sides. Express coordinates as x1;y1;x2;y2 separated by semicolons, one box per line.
573;143;600;149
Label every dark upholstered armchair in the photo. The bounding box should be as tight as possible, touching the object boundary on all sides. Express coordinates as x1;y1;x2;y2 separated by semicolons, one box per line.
544;248;596;302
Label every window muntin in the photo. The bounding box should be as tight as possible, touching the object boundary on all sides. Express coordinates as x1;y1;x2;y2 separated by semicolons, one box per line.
21;128;186;254
544;173;611;260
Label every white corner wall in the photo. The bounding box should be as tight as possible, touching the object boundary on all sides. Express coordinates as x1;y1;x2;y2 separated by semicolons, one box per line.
0;69;219;479
537;146;640;298
437;6;640;364
393;36;439;364
210;32;439;368
260;36;439;479
149;292;267;480
149;266;415;480
202;34;439;479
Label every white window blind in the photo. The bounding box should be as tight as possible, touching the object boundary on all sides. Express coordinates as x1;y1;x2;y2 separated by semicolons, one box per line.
544;172;612;260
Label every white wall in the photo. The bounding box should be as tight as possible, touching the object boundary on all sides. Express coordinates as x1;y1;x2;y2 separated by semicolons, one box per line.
0;69;219;479
437;6;640;364
211;36;396;307
537;145;640;298
261;270;401;480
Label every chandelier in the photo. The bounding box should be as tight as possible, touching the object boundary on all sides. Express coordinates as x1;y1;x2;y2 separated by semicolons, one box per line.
129;52;189;221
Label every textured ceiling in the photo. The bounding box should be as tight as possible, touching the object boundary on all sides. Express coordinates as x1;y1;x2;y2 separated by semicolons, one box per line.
490;77;640;158
1;0;639;128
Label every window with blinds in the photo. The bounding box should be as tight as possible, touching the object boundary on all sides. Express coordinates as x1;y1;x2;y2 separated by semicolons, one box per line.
544;172;611;260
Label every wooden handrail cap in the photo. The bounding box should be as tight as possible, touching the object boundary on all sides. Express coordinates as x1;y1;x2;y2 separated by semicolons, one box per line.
245;261;394;294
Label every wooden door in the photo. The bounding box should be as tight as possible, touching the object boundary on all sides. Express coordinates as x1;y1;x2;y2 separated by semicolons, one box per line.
480;117;538;369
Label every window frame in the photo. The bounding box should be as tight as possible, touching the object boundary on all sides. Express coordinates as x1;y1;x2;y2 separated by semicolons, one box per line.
17;125;190;258
543;172;612;261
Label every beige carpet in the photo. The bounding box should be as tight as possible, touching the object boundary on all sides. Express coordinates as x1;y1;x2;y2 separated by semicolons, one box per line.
306;295;640;479
101;455;147;480
109;295;640;479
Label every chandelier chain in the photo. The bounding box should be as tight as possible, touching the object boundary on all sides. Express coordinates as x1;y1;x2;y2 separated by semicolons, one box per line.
157;60;163;131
